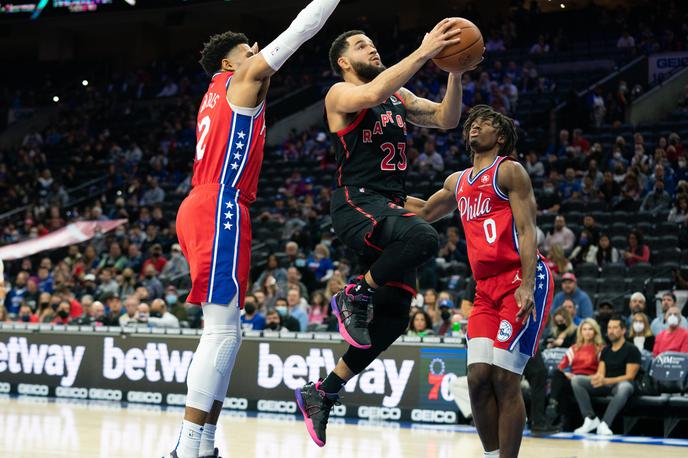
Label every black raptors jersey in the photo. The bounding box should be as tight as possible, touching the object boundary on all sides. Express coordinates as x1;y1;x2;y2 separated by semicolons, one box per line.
330;92;408;198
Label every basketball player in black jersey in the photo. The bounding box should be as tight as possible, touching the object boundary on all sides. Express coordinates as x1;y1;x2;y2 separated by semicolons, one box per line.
295;19;475;446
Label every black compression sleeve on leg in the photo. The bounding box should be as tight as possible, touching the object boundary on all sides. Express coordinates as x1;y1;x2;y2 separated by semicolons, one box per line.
341;285;412;374
370;222;439;286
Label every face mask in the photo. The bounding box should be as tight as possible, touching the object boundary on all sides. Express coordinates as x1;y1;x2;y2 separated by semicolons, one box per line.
556;323;567;331
579;238;589;247
21;315;30;322
40;302;50;309
614;152;622;159
266;322;279;330
165;294;177;305
150;311;162;318
58;310;69;319
245;303;256;315
679;160;687;168
667;314;680;327
441;310;451;321
544;188;554;194
632;322;645;333
276;306;288;316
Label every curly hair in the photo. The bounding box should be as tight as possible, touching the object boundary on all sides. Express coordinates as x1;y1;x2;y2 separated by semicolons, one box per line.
462;104;518;156
199;31;249;77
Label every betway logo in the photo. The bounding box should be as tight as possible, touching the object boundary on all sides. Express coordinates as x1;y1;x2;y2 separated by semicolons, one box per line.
257;343;414;407
103;337;193;383
0;337;85;386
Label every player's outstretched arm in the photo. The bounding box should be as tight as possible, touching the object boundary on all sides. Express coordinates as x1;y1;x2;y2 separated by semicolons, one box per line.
235;0;340;83
327;18;462;115
499;160;538;323
405;172;460;223
397;72;464;129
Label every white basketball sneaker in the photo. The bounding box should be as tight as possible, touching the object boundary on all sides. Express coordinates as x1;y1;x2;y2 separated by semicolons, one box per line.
596;421;613;435
574;417;600;434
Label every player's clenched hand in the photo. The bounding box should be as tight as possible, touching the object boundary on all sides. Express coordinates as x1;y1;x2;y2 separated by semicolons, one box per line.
418;18;462;60
514;284;535;324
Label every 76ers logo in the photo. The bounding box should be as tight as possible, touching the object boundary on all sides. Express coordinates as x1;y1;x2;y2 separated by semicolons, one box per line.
481;174;490;184
497;320;513;342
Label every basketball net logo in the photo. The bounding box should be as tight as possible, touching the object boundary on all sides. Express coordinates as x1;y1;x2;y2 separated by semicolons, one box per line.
497;320;513;342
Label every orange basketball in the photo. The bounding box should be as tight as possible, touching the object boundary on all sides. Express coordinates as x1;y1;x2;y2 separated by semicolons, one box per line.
432;18;484;73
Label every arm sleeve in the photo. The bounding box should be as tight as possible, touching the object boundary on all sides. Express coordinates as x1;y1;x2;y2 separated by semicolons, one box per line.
261;0;339;71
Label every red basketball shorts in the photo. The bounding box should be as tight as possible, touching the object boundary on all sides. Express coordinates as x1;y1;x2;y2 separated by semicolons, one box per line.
176;184;251;307
467;259;553;372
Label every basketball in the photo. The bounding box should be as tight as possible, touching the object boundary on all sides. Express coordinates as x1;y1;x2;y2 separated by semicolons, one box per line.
432;17;484;73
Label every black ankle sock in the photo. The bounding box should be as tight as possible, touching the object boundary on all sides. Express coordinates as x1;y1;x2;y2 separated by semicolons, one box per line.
320;372;347;394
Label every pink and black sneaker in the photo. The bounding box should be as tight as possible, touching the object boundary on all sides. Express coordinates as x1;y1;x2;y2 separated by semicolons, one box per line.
294;380;341;447
331;283;372;349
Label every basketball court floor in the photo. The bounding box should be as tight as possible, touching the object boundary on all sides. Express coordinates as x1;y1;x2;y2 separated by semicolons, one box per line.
1;396;686;457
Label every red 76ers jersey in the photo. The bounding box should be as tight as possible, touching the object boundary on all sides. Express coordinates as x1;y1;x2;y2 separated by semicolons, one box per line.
192;71;266;204
455;155;522;280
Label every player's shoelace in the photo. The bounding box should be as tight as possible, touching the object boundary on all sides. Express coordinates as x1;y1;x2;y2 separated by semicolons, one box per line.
340;298;369;328
304;391;341;419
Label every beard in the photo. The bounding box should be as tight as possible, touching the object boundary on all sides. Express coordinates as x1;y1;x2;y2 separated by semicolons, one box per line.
351;60;386;83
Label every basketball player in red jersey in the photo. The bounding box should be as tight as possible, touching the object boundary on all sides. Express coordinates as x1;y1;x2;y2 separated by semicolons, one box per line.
171;2;340;457
405;105;553;458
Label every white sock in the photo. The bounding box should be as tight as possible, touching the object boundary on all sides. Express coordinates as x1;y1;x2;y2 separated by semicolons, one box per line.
484;450;499;458
175;420;203;458
199;423;217;456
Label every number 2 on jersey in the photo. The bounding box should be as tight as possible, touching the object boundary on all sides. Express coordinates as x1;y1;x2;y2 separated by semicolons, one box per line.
196;115;211;161
380;142;407;171
483;218;497;244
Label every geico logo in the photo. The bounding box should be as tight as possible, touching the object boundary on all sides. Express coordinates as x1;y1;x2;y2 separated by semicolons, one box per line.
17;383;49;396
0;337;85;387
127;391;162;404
0;382;10;393
166;393;187;405
331;404;347;417
89;388;122;401
257;343;414;408
256;400;297;413
357;406;401;420
223;397;248;410
410;409;457;424
103;337;194;383
55;386;88;399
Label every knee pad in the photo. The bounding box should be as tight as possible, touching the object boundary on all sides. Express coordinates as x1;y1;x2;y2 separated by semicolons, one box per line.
213;331;241;378
401;224;439;264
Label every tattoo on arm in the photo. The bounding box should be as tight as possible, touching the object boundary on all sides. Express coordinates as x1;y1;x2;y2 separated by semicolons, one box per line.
398;88;440;128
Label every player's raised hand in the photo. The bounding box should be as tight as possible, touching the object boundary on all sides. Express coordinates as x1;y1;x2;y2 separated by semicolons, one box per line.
418;18;462;60
514;283;536;324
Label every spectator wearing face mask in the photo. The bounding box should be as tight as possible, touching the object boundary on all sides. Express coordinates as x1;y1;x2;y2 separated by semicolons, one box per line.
569;229;597;265
148;298;180;328
653;306;688;356
273;297;301;332
547;307;578;348
241;295;266;331
52;300;72;325
651;293;688;335
160;244;190;283
628;312;654;352
433;299;457;336
265;308;284;332
17;303;39;323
